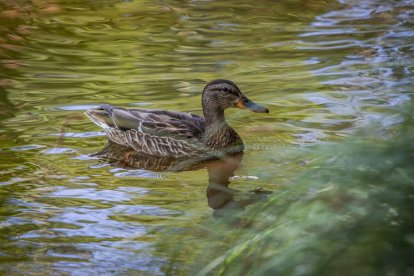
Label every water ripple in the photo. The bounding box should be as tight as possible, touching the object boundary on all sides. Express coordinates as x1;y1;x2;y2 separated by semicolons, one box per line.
0;0;413;274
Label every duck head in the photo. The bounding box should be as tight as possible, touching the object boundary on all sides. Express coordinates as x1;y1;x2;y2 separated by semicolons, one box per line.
202;79;269;116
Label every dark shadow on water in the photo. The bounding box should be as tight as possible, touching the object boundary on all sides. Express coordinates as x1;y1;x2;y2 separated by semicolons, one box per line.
94;141;272;211
205;153;272;216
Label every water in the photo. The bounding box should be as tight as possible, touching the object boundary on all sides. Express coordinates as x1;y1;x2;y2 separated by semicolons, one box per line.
0;0;413;274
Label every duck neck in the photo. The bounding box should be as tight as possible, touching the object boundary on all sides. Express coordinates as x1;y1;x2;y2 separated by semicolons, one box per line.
203;106;227;131
201;98;243;151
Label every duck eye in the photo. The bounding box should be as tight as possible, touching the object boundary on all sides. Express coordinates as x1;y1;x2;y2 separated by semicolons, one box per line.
223;87;229;93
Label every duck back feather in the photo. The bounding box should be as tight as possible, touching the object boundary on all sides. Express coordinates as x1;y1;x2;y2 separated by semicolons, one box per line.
85;104;207;157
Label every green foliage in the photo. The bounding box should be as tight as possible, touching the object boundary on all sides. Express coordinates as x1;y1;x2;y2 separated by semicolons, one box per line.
197;107;414;276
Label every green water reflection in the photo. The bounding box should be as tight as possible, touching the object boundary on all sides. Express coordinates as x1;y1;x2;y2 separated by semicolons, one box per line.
0;0;413;274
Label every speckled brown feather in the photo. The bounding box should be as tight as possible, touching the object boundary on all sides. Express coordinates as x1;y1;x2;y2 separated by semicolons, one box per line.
85;105;208;157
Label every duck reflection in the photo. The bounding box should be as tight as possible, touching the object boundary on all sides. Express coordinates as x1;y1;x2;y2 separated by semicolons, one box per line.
94;142;270;210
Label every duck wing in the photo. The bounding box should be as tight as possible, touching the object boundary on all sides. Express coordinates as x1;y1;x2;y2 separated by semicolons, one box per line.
85;104;206;157
94;141;211;172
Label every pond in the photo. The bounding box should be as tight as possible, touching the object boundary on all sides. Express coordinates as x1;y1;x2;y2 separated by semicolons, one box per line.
0;0;413;274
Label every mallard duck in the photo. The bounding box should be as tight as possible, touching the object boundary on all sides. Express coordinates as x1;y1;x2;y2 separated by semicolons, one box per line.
85;79;268;158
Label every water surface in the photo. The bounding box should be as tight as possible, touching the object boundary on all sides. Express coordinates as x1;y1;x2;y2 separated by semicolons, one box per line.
0;0;413;274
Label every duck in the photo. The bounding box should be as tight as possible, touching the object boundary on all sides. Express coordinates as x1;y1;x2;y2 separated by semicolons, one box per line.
85;79;268;158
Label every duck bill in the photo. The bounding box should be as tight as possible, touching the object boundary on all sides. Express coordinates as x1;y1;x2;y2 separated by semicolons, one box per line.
235;97;269;113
